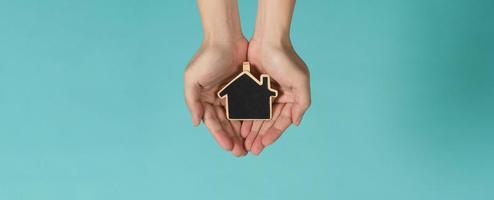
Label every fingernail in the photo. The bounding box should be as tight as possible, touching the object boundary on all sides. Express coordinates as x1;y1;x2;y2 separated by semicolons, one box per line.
192;116;200;126
294;117;302;126
253;146;265;156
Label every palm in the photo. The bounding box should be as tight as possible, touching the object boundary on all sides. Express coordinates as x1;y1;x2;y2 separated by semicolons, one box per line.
185;40;248;156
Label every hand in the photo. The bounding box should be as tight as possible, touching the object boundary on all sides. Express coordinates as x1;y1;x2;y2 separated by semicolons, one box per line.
184;39;249;157
240;40;311;155
186;0;309;156
235;0;310;155
185;0;249;156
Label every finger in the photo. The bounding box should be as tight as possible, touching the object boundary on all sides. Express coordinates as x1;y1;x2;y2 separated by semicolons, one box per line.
251;104;284;155
231;120;247;157
230;133;246;157
250;134;265;156
231;120;242;136
232;136;247;156
240;121;253;138
245;120;263;151
184;79;204;126
203;104;233;151
292;80;311;126
262;104;293;146
214;105;234;137
214;106;246;157
258;104;284;137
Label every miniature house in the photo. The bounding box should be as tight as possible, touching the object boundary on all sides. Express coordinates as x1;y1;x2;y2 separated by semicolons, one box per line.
217;62;278;120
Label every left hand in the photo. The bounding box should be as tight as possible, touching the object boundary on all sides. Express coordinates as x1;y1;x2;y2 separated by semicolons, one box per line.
240;40;311;155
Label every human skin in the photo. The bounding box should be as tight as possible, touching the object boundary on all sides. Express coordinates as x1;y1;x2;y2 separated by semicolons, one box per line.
241;0;311;155
184;0;248;157
185;0;310;156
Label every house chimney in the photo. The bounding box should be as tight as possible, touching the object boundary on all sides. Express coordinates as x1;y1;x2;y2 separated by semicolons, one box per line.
243;62;250;72
261;76;269;88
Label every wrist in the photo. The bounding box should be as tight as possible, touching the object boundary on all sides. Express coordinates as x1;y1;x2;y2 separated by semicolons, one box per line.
200;36;248;65
203;31;246;44
202;35;247;47
252;0;295;48
250;34;292;49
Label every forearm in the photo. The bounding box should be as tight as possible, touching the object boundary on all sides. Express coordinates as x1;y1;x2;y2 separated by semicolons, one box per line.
197;0;244;43
252;0;295;45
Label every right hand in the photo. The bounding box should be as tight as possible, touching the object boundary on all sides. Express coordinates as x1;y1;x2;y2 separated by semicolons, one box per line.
184;38;249;157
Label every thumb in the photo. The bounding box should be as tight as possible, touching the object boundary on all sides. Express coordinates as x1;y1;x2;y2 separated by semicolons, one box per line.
184;79;204;126
291;78;311;126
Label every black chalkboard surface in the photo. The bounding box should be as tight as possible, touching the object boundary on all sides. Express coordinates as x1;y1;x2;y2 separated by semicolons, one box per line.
218;62;278;120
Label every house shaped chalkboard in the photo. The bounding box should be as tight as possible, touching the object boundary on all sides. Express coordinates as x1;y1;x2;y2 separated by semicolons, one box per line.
218;62;278;120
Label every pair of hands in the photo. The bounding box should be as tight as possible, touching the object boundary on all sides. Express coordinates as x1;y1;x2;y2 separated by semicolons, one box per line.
184;38;310;156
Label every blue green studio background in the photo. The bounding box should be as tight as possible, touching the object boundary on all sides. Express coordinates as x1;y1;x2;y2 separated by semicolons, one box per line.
1;0;493;199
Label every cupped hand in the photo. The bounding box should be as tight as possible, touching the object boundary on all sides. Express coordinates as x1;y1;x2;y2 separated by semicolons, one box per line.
184;39;249;157
241;40;311;155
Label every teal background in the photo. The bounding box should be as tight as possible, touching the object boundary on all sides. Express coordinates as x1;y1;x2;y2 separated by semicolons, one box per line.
0;0;493;199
